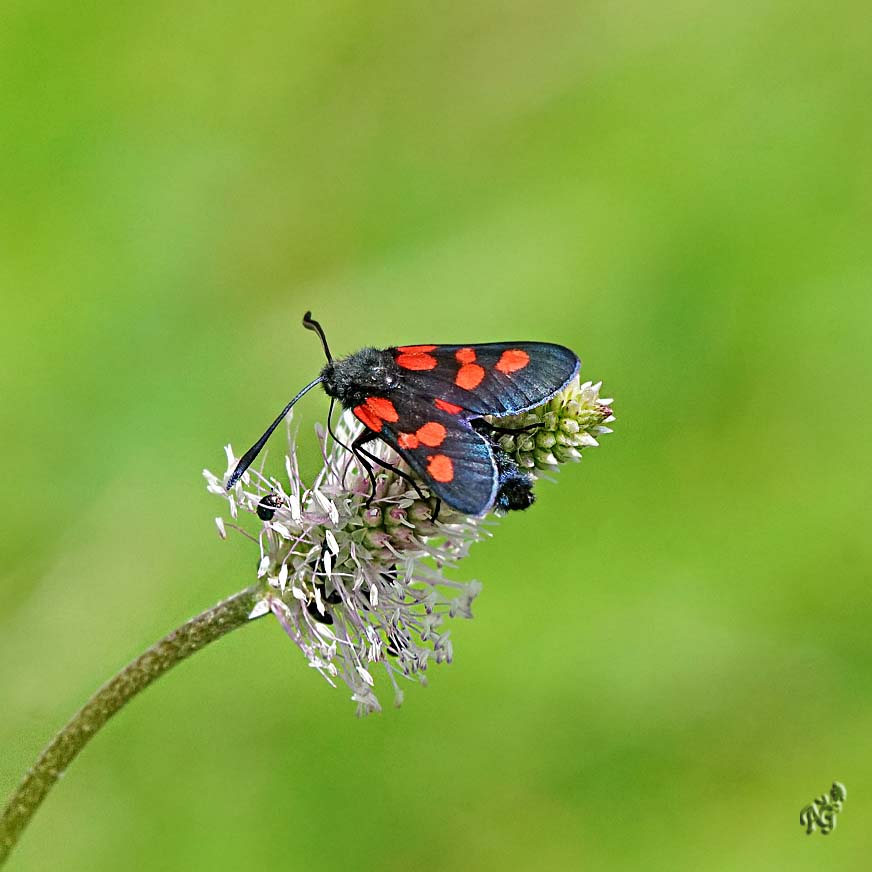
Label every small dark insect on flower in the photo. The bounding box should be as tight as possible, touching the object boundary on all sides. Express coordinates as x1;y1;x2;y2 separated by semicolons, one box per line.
225;313;580;516
256;493;282;521
306;600;334;625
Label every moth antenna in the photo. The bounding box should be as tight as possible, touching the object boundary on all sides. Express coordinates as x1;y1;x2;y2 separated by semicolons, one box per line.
226;376;324;490
303;311;332;362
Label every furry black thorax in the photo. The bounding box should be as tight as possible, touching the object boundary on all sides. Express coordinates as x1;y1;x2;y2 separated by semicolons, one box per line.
319;347;402;409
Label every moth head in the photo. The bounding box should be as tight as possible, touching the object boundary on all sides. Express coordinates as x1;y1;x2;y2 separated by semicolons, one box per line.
321;347;399;407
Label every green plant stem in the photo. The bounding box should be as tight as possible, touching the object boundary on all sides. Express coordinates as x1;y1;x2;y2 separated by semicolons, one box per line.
0;584;262;868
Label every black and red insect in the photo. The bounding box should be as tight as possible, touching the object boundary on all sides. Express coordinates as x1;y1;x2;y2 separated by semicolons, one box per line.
226;313;580;517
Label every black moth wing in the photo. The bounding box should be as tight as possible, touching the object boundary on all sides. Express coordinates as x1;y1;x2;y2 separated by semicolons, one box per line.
376;401;498;517
392;342;579;418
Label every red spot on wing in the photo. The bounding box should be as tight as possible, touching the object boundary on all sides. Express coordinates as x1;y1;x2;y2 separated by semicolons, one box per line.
495;348;530;374
435;399;464;414
455;347;476;364
455;363;485;390
365;396;399;422
416;422;446;447
354;405;383;432
396;352;438;371
397;345;437;353
427;454;454;482
398;432;419;449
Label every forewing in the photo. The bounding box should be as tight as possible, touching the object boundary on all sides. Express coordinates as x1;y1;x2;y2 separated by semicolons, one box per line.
378;402;498;516
390;342;579;417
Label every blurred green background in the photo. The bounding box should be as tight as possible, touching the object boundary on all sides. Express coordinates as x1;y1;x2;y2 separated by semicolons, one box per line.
2;1;870;869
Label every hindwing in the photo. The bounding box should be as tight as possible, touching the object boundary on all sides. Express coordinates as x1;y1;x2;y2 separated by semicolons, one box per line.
355;396;498;516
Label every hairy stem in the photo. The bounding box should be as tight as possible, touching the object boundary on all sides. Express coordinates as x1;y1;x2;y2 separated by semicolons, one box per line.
0;584;261;867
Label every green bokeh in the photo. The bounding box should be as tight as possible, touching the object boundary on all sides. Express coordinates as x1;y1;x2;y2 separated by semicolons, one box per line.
2;2;871;869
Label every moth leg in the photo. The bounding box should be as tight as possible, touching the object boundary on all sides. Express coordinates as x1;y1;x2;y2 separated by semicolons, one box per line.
354;441;429;505
323;397;356;487
349;430;379;505
473;419;543;436
356;436;442;519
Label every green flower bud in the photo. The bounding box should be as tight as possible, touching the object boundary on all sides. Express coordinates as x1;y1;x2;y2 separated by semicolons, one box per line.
487;377;615;473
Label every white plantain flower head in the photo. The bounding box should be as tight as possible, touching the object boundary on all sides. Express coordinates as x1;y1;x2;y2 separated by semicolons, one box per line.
205;411;485;715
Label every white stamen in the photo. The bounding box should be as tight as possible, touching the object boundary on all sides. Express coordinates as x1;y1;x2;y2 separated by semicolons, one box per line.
314;623;336;640
325;529;339;555
248;599;270;620
314;489;340;524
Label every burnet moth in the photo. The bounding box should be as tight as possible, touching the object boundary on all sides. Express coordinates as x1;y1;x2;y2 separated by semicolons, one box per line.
226;313;580;517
